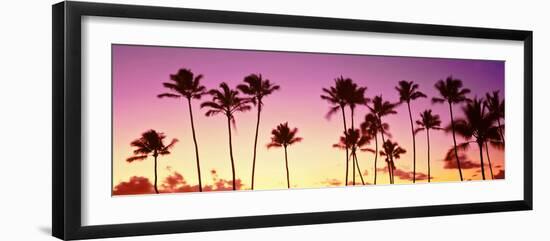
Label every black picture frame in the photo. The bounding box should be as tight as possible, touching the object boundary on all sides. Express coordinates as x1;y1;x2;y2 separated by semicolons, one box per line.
52;1;533;240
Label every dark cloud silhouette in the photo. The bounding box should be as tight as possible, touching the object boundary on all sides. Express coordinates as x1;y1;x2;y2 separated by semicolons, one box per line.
442;151;481;170
113;169;244;195
376;167;431;181
494;170;505;179
112;176;155;195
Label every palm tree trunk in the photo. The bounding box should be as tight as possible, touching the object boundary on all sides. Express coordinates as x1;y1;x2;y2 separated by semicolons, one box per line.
497;119;505;146
406;102;416;183
353;151;365;185
373;134;378;185
227;115;236;190
485;141;494;179
378;118;393;184
284;146;290;189
427;129;431;183
478;141;486;180
153;155;159;194
187;98;202;192
351;107;355;186
449;102;464;181
250;104;262;190
352;151;356;185
386;160;392;184
341;105;349;186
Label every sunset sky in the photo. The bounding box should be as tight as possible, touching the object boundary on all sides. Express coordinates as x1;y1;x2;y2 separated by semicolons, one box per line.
112;44;504;195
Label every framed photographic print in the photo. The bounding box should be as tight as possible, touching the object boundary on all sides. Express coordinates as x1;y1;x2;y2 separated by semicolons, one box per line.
52;1;533;240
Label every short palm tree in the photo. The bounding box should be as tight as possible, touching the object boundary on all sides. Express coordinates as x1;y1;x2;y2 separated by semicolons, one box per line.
267;122;303;189
415;110;442;183
360;113;390;185
380;140;406;184
368;95;398;183
449;98;500;180
321;76;356;185
237;74;280;190
396;80;426;183
127;130;178;194
201;83;252;190
432;76;471;181
158;68;207;192
333;128;370;185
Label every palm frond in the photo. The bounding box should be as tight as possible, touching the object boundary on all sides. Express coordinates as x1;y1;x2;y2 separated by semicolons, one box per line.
126;155;148;163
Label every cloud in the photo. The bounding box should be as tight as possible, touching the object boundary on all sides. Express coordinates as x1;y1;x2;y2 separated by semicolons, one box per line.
494;170;505;179
112;176;155;195
376;167;431;181
442;151;481;170
113;169;245;195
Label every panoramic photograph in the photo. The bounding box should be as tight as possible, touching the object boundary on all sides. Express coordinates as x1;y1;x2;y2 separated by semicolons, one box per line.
112;44;505;196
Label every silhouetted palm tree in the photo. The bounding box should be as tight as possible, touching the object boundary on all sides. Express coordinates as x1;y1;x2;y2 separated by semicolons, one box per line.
415;110;442;183
267;122;303;189
333;128;370;185
380;140;406;184
484;91;505;179
449;98;500;180
127;130;178;194
368;95;398;183
360;113;390;185
321;77;356;185
396;80;426;183
158;68;207;192
485;91;505;145
348;83;368;129
237;74;280;190
432;76;471;181
201;83;252;190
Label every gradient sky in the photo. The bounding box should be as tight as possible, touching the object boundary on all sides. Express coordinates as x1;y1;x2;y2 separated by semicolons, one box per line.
112;44;504;195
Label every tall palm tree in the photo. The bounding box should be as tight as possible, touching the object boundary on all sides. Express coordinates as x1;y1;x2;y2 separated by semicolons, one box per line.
432;76;471;181
380;140;406;184
360;113;390;185
484;91;505;180
321;77;356;185
368;95;398;183
127;130;178;194
201;83;252;190
237;74;280;190
485;91;505;145
415;110;442;183
395;80;426;183
449;98;500;180
267;122;303;189
158;68;207;192
333;128;370;185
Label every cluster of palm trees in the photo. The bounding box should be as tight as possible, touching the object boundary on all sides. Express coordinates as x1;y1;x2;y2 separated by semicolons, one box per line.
127;68;301;193
321;75;504;185
124;67;505;194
